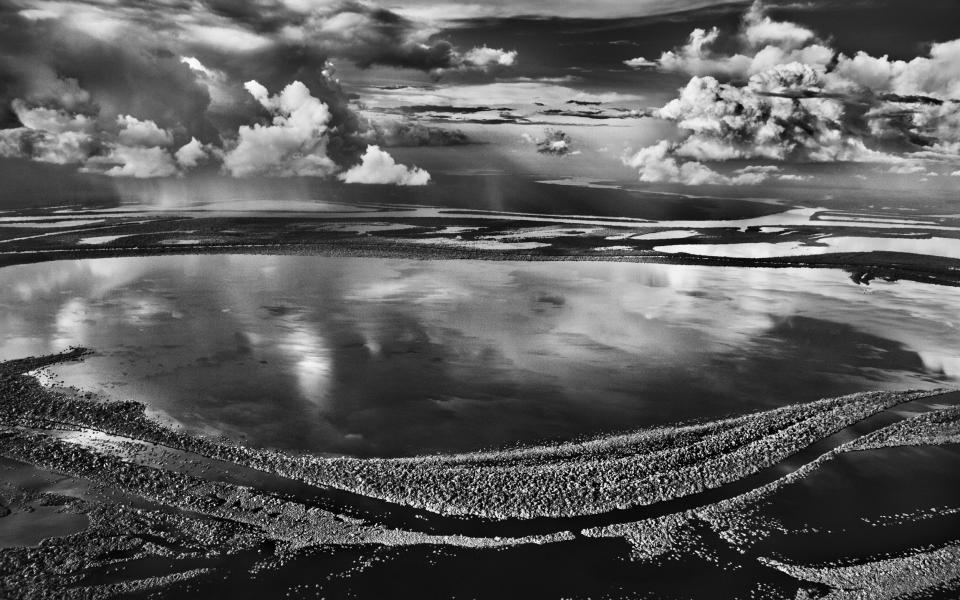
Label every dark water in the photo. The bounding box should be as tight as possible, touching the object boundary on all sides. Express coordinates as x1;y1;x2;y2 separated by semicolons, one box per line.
180;173;791;221
0;256;957;457
126;533;823;600
0;504;89;549
751;442;960;565
0;458;90;548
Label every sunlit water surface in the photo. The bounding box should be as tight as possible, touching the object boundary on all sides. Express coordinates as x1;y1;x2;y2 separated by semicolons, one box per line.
1;256;957;457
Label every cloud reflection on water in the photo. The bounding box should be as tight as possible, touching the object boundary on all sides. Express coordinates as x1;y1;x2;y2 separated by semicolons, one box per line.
0;256;957;456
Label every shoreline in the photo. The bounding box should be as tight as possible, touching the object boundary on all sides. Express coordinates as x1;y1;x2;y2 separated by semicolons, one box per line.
2;240;958;288
2;350;959;597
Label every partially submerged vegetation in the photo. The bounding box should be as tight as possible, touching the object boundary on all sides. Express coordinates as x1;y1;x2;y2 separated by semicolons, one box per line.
762;545;960;600
849;405;960;451
1;350;958;598
296;391;934;519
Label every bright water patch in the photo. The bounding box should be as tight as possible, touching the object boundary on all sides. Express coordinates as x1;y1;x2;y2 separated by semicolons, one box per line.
0;256;957;457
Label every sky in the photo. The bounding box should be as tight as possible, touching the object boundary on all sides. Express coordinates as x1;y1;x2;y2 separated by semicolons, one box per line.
0;0;958;206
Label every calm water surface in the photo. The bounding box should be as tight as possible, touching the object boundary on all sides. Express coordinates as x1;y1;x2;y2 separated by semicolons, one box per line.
1;256;957;457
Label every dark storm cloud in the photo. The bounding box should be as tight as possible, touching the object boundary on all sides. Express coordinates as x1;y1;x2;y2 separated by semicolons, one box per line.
376;105;512;115
0;5;206;136
364;120;471;147
197;0;462;71
539;107;648;120
0;0;517;179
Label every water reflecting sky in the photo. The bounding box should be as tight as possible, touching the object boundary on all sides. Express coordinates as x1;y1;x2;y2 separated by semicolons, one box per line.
1;256;958;457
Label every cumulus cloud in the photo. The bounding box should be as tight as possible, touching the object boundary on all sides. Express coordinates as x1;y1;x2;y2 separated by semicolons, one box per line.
79;113;186;178
623;57;657;69
0;127;95;165
0;97;97;164
116;115;174;148
655;65;895;164
462;46;518;68
831;40;960;100
0;0;512;178
740;2;815;49
624;140;721;185
0;87;213;179
174;137;212;169
527;129;576;156
339;145;430;185
623;1;960;185
222;80;337;177
11;100;95;134
99;146;179;178
624;0;960;109
624;3;832;80
0;68;210;179
0;64;434;184
626;67;900;184
623;141;776;186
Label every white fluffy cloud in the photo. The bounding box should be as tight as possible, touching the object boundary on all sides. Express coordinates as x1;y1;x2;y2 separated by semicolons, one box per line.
624;1;960;113
2;0;519;182
655;65;895;164
11;99;95;134
526;129;575;156
625;3;833;80
740;3;815;49
116;115;173;147
2;74;434;183
624;140;721;185
831;39;960;99
0;98;96;164
462;46;518;68
0;89;203;178
100;145;179;178
85;114;183;178
623;140;777;186
623;57;657;68
624;1;960;185
222;80;337;177
833;42;960;157
174;137;211;169
339;145;430;185
0;127;94;165
626;67;900;184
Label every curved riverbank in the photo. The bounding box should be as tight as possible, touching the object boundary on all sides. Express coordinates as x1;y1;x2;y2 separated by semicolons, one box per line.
2;350;956;539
